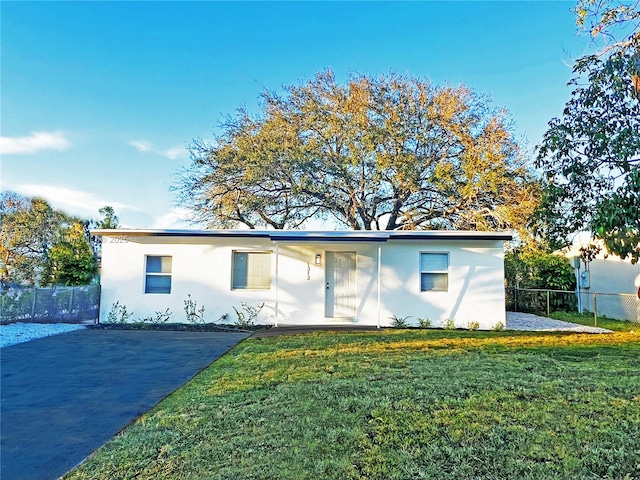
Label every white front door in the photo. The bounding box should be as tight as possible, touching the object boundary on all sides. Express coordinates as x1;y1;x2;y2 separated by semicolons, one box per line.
325;251;357;319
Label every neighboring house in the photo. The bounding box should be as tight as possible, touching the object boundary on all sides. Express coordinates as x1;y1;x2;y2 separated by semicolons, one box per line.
93;229;512;329
564;238;640;322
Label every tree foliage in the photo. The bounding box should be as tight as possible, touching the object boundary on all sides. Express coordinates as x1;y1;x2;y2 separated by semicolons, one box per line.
535;1;640;263
1;192;66;285
89;205;120;259
574;0;639;51
42;222;97;286
177;71;539;231
505;249;577;291
0;191;97;286
97;206;119;229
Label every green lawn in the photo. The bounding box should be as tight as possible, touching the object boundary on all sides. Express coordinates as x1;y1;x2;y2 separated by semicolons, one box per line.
550;311;639;332
66;329;640;480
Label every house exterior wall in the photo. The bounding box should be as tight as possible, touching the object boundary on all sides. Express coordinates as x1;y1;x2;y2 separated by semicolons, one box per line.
100;236;277;325
379;241;506;329
564;240;640;296
564;241;640;322
99;234;507;329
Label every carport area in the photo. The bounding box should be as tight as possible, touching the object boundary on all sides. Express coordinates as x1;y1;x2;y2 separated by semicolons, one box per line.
1;329;250;480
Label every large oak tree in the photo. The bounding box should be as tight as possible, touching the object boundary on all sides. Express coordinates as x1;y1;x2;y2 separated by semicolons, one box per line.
177;71;539;231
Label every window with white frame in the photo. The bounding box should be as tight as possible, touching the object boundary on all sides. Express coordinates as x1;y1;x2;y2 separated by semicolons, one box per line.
420;252;448;292
145;255;172;294
232;251;271;289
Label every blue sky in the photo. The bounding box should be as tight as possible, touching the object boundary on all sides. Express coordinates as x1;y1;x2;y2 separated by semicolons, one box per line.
1;1;587;228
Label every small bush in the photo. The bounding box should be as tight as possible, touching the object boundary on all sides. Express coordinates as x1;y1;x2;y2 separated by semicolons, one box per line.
390;315;411;328
184;295;206;324
492;321;505;332
233;302;264;328
106;301;133;324
467;320;480;331
442;318;456;330
138;308;172;324
417;317;431;329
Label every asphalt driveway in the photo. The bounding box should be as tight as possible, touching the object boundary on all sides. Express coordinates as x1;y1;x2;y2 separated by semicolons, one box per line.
1;329;250;480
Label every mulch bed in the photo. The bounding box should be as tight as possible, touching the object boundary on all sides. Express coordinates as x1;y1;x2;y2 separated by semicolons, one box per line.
87;323;272;333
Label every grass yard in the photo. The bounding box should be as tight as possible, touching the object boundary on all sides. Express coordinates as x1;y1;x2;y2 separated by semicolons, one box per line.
550;311;638;332
66;329;640;480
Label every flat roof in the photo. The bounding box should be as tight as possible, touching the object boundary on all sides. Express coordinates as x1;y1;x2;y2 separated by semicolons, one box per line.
91;229;512;242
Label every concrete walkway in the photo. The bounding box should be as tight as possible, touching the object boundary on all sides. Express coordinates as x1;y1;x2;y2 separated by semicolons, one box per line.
1;329;250;480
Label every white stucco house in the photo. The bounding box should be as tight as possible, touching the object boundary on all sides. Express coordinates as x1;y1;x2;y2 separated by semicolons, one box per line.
93;229;512;329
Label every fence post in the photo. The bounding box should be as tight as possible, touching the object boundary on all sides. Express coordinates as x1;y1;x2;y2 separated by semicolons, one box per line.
31;288;37;320
546;290;550;317
593;293;597;327
96;285;101;324
68;288;74;321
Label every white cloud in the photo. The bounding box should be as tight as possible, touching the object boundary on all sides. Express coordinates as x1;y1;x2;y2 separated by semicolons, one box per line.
3;181;144;218
129;140;186;159
160;147;185;160
151;207;192;229
0;131;71;155
129;140;153;152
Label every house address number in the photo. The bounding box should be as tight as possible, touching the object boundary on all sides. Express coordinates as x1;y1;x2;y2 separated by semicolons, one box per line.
108;236;129;243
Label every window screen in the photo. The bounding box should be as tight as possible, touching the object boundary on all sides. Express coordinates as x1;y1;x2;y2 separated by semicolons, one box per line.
232;252;271;289
420;252;448;292
145;256;172;294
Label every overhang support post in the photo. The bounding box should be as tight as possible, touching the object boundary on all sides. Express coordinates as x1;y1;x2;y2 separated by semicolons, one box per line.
377;245;382;329
275;243;279;327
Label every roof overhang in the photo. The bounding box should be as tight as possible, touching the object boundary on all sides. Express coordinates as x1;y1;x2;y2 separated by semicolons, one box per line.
91;229;513;242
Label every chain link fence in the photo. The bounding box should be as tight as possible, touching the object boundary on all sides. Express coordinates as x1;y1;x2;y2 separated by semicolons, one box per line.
507;288;639;323
577;292;639;323
0;285;101;325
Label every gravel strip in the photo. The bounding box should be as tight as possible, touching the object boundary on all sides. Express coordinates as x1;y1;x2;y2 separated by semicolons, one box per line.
0;323;86;348
506;312;612;333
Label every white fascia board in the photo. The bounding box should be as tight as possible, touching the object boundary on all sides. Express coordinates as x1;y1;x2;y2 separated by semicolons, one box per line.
90;228;512;242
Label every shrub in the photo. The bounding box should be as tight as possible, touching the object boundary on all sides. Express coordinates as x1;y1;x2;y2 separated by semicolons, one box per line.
505;249;576;291
390;315;411;328
467;320;480;331
492;321;505;331
442;318;456;330
417;317;431;329
505;249;578;312
233;302;264;328
106;301;133;324
184;295;205;324
138;308;172;324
